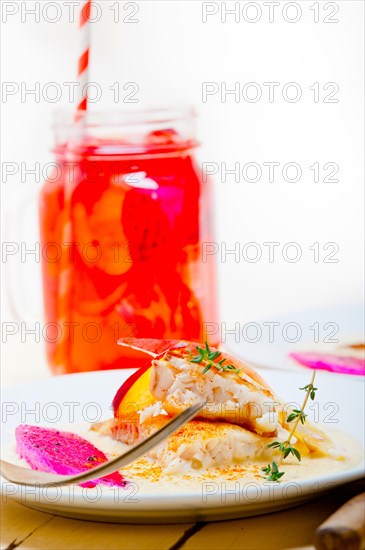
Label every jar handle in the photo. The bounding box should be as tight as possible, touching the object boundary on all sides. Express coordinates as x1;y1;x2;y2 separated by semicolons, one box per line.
3;189;42;323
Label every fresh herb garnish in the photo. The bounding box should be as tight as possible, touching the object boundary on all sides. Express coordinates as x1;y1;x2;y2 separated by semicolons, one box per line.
266;441;301;461
286;409;307;424
299;383;318;401
264;371;317;469
261;461;285;482
190;342;241;374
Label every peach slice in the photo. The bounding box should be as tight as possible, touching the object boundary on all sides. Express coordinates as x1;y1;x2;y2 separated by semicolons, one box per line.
112;340;191;422
112;366;153;417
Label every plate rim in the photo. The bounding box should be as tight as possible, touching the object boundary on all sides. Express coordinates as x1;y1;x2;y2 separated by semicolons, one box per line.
1;367;364;520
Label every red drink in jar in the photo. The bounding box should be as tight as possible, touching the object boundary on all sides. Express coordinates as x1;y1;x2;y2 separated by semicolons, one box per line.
39;109;218;373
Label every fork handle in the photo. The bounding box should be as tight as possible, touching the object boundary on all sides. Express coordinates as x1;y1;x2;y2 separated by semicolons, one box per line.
314;492;365;550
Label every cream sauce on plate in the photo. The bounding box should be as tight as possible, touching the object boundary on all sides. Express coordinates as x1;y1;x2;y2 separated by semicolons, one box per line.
3;424;363;496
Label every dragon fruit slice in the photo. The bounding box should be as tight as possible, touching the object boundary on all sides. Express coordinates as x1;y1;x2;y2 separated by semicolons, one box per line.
15;425;126;488
289;352;365;376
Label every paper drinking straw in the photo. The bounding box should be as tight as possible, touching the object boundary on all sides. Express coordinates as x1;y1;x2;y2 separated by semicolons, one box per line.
76;0;92;116
54;1;92;370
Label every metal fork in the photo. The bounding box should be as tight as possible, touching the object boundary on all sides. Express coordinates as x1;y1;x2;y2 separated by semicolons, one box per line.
0;402;205;488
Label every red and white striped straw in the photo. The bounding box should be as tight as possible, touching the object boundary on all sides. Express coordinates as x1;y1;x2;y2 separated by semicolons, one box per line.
76;0;92;117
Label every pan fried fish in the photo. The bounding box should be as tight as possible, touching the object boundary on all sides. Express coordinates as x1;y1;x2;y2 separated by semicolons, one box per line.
148;420;278;473
150;346;279;436
93;339;343;470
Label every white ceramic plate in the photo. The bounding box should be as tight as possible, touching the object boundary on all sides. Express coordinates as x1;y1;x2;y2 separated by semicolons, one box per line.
1;368;364;523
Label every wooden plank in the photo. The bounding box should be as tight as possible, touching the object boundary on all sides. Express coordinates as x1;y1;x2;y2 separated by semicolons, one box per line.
180;482;365;550
3;482;364;550
178;499;328;550
15;516;193;550
0;500;54;550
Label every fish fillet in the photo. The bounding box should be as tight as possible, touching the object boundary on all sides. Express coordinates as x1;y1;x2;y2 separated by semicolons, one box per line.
150;346;279;436
105;341;342;463
148;420;277;473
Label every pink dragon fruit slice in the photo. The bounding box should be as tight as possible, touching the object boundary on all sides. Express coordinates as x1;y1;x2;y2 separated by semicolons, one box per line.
289;352;365;376
15;425;126;488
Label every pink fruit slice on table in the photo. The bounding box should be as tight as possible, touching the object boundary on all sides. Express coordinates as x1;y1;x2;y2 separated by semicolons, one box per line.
289;352;365;376
15;425;126;488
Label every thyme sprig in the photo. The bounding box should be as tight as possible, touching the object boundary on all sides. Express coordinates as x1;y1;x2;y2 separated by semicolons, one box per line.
190;342;241;374
261;461;285;482
300;383;318;401
262;371;318;481
286;409;307;424
266;441;301;461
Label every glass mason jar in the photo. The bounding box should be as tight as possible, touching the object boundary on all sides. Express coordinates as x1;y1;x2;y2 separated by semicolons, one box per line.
39;109;218;374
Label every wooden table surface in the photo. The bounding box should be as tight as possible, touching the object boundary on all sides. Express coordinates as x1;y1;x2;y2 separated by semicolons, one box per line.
2;478;364;549
1;348;364;550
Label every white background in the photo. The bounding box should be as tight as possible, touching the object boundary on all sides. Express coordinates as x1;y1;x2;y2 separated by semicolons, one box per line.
1;1;364;382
